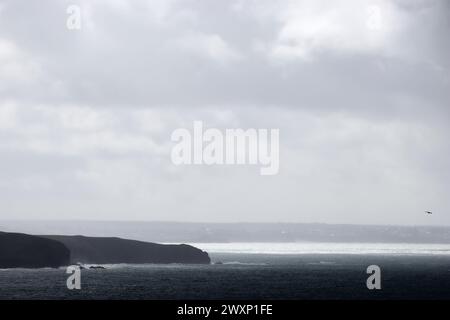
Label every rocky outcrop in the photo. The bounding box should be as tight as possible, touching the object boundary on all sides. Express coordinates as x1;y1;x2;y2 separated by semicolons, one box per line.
44;235;211;264
0;232;70;268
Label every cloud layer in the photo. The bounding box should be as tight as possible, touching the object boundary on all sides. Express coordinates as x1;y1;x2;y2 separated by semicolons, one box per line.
0;0;449;224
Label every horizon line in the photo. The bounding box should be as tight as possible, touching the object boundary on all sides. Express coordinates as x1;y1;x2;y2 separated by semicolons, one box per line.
0;219;447;228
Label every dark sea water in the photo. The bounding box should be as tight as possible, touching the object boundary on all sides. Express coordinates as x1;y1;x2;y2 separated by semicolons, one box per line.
1;252;450;300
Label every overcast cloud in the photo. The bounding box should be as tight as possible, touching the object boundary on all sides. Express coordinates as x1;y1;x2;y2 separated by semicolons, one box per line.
0;0;449;224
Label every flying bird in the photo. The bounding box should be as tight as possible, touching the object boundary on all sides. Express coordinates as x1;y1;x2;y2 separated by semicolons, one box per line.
425;211;433;215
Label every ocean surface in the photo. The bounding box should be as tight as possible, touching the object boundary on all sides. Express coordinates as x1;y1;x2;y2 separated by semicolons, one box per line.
1;242;450;300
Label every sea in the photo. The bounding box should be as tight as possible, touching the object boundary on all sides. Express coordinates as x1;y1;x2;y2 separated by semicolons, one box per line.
1;242;450;300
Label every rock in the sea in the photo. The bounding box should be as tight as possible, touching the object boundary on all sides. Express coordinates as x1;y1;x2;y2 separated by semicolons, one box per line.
0;232;70;268
43;235;211;264
89;265;106;270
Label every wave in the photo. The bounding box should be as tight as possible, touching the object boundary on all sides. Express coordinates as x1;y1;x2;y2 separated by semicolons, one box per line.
189;242;450;255
307;261;337;265
0;267;56;271
219;261;267;266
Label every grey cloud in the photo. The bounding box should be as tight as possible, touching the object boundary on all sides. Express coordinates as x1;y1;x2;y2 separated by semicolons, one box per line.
0;0;449;224
0;0;448;114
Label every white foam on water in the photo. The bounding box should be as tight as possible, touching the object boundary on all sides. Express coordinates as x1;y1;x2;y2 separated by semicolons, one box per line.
221;261;268;266
189;242;450;255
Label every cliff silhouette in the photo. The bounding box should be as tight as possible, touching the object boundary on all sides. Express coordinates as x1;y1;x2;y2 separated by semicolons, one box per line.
0;232;70;268
44;235;211;264
0;231;210;268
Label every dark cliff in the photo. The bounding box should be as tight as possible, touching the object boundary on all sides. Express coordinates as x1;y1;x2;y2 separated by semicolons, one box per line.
43;235;210;264
0;232;70;268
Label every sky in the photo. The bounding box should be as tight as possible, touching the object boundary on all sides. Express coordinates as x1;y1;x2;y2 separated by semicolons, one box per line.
0;0;449;225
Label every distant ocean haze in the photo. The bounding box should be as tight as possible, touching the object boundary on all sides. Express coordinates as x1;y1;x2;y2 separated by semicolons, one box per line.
1;221;450;244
